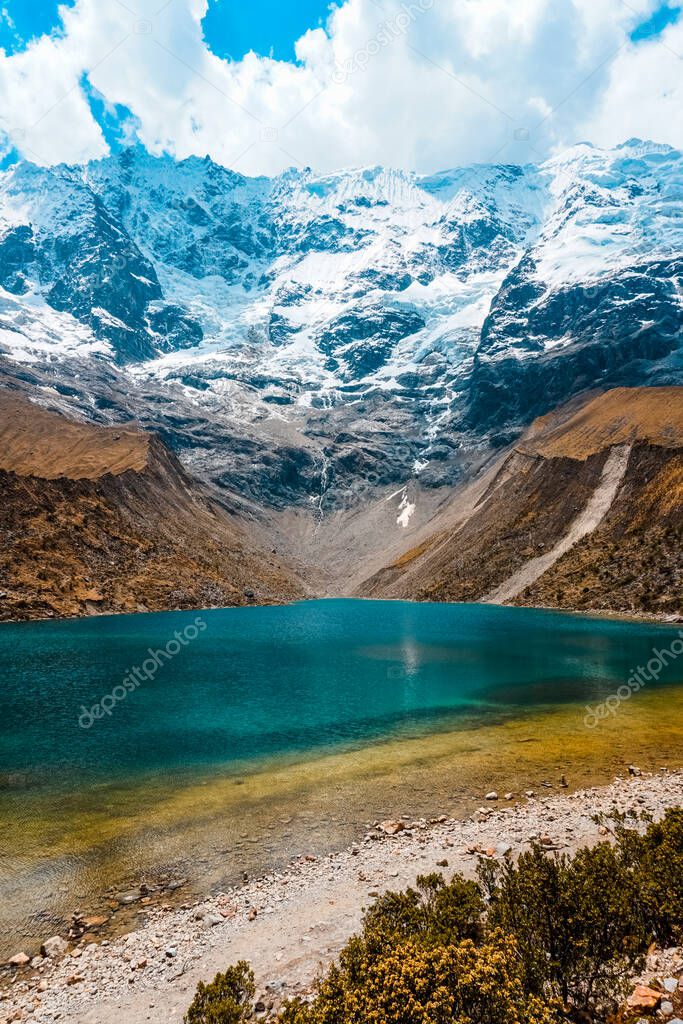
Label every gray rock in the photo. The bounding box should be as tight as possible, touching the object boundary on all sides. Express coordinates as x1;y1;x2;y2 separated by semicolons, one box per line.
41;936;68;959
485;791;498;801
660;1001;674;1017
663;979;678;993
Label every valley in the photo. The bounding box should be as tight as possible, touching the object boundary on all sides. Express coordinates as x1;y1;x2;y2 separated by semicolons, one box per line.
0;139;681;621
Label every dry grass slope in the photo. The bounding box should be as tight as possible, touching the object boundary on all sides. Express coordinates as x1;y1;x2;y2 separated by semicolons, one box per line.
362;387;683;618
0;389;305;621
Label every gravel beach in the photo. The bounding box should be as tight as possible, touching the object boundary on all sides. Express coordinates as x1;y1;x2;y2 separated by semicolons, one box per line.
2;768;682;1024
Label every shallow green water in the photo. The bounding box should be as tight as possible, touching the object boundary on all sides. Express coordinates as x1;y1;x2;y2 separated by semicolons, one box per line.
1;599;682;954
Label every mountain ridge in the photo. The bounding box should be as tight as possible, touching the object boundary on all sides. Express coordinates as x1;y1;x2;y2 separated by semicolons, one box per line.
1;138;680;516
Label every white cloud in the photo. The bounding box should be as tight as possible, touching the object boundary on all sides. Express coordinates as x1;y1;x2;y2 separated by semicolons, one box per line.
0;0;680;173
581;17;683;149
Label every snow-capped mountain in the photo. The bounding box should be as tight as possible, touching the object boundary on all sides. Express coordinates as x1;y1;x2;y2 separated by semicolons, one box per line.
0;139;680;512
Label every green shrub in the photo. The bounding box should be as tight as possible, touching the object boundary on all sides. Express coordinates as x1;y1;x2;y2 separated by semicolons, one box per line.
184;960;255;1024
484;840;647;1012
361;871;484;951
616;806;683;945
186;807;683;1024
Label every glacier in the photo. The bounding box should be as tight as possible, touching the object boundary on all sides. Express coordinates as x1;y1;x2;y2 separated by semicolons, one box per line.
0;138;680;511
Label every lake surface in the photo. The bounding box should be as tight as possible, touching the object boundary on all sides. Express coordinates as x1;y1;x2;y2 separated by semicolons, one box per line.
1;599;682;954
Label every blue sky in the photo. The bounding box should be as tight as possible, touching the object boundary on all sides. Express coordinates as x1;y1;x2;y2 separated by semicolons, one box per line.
0;0;336;59
630;2;681;39
0;0;681;174
203;0;334;60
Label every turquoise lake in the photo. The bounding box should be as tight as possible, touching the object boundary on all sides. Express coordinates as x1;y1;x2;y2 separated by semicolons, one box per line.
1;599;683;954
1;599;683;786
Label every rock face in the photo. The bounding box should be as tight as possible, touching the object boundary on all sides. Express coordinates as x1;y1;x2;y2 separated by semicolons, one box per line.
0;390;305;621
361;387;683;618
0;139;680;516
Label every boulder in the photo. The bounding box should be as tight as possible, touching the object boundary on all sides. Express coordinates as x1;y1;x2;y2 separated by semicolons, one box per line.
82;915;108;930
485;791;498;801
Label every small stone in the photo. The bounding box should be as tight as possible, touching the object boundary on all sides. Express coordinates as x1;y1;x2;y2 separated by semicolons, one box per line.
504;793;513;800
436;859;448;867
660;1000;674;1016
663;979;678;994
66;975;84;986
164;947;177;958
379;820;405;836
559;774;568;787
485;791;498;801
204;914;223;927
82;915;108;930
525;790;535;798
248;908;258;921
8;952;30;967
628;765;642;776
627;985;662;1011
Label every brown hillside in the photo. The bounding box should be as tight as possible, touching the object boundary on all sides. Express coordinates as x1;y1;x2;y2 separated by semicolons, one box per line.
519;386;683;460
0;392;149;478
0;389;305;621
361;387;683;617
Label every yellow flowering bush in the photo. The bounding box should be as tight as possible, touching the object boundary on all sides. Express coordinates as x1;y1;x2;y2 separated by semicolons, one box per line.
279;932;558;1024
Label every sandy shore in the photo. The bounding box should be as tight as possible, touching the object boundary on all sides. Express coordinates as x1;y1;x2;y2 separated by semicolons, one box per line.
2;768;682;1024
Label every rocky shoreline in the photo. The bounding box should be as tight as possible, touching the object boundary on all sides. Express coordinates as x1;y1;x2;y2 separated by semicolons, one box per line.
2;768;682;1024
